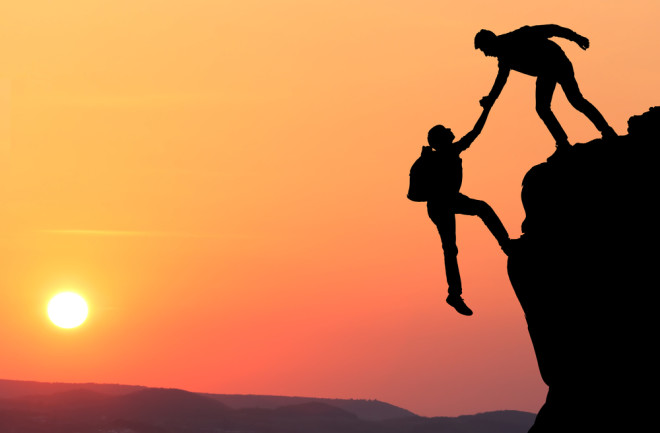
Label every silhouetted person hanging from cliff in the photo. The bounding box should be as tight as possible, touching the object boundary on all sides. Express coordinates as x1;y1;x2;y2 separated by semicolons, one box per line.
423;108;511;316
475;25;617;156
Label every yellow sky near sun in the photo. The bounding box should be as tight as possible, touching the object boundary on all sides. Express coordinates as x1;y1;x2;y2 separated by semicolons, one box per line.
1;0;659;417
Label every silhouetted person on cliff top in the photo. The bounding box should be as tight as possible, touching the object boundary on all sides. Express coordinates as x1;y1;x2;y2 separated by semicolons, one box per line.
475;25;617;155
424;107;511;316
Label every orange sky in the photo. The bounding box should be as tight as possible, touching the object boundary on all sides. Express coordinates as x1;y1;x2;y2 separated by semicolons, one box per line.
1;0;658;417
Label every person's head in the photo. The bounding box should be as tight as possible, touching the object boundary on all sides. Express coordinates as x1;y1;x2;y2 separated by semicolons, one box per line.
474;29;497;57
427;124;455;150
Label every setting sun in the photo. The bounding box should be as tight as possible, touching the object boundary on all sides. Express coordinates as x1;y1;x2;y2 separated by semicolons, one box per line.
47;292;89;329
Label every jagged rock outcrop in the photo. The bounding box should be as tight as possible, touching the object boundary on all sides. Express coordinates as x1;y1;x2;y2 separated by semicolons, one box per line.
508;107;659;432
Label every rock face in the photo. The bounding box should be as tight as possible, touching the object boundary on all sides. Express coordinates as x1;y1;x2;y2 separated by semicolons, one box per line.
507;107;659;432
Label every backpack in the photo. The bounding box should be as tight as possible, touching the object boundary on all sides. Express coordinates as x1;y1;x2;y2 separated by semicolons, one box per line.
407;146;434;202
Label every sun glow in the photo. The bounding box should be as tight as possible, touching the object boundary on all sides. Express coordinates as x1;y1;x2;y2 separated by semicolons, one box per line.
47;292;89;329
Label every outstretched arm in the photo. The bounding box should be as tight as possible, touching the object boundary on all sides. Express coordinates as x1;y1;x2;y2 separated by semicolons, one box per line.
480;66;510;109
456;106;492;153
526;24;589;49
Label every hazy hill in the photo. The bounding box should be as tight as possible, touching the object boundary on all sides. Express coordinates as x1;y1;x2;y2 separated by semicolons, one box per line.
1;379;412;421
203;393;416;421
1;387;232;431
0;378;535;432
0;378;146;399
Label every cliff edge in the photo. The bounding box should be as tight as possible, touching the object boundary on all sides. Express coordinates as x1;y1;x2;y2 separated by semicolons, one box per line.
507;107;659;432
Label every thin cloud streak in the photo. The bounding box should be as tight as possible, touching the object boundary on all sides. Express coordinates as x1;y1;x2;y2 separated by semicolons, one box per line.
39;229;244;239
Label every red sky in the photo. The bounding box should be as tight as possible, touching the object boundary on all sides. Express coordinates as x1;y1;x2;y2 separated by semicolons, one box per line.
1;0;658;416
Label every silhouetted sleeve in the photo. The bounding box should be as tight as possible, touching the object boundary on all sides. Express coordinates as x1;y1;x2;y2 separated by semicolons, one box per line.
485;67;510;104
528;24;580;42
456;107;491;153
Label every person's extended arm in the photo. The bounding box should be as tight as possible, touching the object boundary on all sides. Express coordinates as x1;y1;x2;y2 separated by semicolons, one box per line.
480;66;509;109
456;106;492;152
526;24;589;49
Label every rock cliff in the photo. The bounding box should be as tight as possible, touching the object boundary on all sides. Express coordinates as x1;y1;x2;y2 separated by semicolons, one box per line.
508;106;659;432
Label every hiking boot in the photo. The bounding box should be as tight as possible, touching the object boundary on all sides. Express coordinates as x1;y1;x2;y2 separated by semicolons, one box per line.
547;141;571;161
446;294;473;316
501;237;523;256
500;238;512;256
601;127;618;140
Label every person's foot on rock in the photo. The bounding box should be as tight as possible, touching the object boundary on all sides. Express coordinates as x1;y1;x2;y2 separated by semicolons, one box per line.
547;140;571;162
601;127;618;140
446;294;473;316
501;237;524;256
500;238;512;256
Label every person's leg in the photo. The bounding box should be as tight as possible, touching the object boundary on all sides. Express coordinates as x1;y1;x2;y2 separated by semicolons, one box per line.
454;194;510;253
428;202;462;296
560;71;616;139
536;76;570;147
428;201;474;316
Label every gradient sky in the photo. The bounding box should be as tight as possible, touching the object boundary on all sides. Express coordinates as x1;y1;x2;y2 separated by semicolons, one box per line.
1;0;658;417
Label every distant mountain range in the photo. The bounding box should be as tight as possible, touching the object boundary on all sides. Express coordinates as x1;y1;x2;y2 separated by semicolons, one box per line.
0;379;535;433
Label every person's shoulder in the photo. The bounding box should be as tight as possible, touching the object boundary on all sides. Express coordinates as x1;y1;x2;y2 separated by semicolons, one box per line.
500;25;533;40
513;25;533;34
